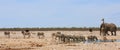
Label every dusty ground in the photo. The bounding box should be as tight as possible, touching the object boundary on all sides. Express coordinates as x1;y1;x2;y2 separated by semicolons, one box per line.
0;31;120;50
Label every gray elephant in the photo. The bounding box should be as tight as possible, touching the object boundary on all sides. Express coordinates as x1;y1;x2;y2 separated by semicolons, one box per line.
100;23;117;36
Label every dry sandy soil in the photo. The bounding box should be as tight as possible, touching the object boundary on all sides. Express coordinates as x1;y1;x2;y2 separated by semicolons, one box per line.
0;31;120;50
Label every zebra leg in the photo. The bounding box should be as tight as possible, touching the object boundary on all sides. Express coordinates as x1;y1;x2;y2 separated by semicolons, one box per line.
42;35;45;38
8;35;10;38
111;31;114;36
24;35;25;39
28;34;31;38
114;31;116;36
38;36;40;39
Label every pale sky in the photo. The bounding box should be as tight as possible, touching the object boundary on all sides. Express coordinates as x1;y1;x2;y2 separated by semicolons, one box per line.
0;0;120;28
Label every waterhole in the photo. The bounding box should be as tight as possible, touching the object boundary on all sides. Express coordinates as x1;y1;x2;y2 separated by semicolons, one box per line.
85;39;120;43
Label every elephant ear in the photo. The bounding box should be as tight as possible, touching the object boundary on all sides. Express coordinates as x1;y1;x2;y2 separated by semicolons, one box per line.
100;23;106;28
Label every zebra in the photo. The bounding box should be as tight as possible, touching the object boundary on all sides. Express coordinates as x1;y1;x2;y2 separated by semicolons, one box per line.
74;35;86;42
87;35;98;41
66;35;86;43
52;32;65;43
37;32;44;39
4;31;10;38
21;30;31;39
52;32;87;43
52;32;61;40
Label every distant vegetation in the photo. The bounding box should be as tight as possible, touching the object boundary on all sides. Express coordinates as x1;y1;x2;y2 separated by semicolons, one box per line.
0;27;120;31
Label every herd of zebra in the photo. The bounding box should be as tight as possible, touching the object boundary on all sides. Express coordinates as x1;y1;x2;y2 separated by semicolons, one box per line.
4;30;44;39
52;32;98;43
3;29;98;43
2;19;117;43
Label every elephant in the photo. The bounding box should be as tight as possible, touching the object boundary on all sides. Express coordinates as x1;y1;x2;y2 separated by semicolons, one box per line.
100;23;117;36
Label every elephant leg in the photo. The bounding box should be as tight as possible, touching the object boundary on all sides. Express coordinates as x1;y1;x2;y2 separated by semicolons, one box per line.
106;33;109;35
100;32;104;36
100;32;102;36
103;32;106;36
111;31;114;36
105;31;109;36
114;31;116;36
100;30;103;36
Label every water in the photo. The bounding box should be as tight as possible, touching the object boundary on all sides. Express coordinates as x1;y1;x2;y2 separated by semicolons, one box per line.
85;39;120;43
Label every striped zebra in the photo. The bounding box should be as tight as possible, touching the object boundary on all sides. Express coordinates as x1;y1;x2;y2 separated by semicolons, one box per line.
87;35;98;41
21;30;31;39
4;31;10;38
37;32;44;39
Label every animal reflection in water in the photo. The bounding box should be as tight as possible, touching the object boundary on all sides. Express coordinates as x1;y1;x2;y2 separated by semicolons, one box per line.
37;32;44;39
21;30;31;39
4;31;10;38
98;36;117;42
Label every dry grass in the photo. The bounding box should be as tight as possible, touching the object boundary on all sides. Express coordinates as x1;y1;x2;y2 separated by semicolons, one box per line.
0;31;120;50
